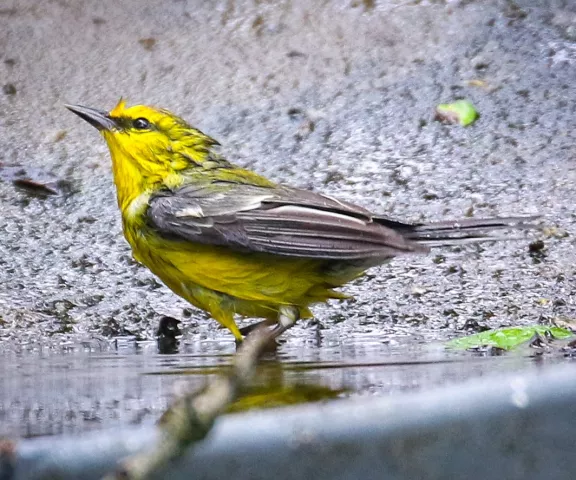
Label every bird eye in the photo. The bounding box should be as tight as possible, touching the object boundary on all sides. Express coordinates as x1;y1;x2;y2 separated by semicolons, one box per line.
132;117;150;130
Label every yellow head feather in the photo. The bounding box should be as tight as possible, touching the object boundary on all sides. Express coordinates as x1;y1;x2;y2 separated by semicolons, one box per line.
110;97;127;117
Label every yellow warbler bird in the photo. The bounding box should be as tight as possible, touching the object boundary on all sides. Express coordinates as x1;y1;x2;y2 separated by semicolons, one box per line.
66;100;535;341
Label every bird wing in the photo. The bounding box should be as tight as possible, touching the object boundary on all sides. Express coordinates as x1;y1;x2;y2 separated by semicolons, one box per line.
147;182;426;260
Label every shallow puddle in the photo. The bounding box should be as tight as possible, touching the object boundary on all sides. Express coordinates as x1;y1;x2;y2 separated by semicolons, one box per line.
0;334;557;438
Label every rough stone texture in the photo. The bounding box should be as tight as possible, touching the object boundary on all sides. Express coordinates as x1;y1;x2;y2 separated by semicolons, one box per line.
0;0;575;436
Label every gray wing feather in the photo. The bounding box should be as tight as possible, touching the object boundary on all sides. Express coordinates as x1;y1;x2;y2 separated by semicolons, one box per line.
148;182;425;260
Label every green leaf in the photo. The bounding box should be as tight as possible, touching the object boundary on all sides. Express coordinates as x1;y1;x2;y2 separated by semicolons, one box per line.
435;99;479;126
446;325;574;351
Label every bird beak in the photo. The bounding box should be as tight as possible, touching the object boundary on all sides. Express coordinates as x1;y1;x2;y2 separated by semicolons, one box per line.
65;104;118;131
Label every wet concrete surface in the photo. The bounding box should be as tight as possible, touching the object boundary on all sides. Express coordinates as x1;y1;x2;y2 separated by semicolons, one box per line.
1;339;567;438
0;0;575;436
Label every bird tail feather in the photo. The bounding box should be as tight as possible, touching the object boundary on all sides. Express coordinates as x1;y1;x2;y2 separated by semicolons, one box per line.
376;215;541;248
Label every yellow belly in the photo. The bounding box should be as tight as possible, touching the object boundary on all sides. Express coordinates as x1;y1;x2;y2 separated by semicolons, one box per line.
123;223;354;334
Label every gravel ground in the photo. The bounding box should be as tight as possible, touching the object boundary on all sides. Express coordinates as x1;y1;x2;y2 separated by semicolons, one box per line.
0;0;575;436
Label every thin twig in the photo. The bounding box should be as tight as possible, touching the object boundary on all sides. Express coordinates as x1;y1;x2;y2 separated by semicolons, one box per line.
103;326;281;480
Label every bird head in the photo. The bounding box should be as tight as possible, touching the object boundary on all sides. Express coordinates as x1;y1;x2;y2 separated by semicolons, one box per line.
66;99;220;176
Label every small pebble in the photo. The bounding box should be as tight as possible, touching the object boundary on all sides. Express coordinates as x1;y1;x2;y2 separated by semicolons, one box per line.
3;83;16;95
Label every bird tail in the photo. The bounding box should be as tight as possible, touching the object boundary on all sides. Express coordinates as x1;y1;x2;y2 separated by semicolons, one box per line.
375;215;541;248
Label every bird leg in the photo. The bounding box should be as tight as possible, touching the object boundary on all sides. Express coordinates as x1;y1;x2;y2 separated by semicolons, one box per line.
239;306;300;339
238;318;276;337
270;305;299;339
